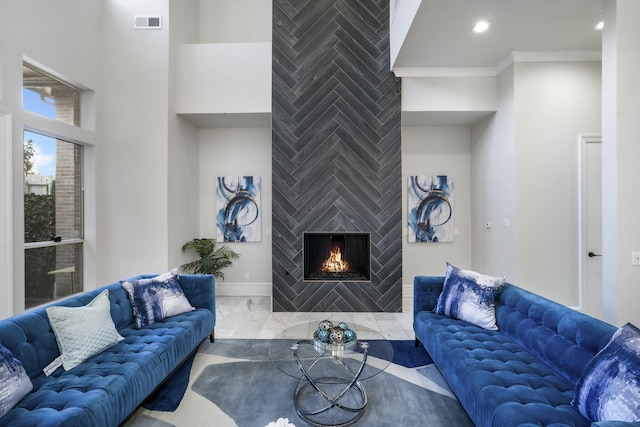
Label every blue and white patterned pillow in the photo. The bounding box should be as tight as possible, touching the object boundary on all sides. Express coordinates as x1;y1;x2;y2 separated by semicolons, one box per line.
572;323;640;422
47;289;125;371
434;263;505;330
0;342;33;417
121;270;194;329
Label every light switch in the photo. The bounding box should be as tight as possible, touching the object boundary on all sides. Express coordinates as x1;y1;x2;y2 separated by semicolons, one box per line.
632;252;640;266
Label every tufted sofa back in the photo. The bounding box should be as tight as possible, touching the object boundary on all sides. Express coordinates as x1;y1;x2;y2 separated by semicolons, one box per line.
0;274;215;382
0;281;135;380
495;283;616;384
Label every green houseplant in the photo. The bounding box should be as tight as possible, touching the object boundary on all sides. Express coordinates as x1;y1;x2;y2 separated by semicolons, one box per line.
180;238;240;279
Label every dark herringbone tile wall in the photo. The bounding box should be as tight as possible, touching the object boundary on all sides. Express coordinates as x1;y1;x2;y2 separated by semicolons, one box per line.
272;0;402;312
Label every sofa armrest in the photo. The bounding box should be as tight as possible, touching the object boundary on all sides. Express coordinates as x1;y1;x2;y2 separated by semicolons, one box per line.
178;274;215;314
413;276;445;314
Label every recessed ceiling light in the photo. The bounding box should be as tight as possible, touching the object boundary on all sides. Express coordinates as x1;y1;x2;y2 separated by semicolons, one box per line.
595;21;604;30
473;21;490;33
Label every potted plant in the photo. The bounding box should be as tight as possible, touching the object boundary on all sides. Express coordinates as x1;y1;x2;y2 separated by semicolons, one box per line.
180;238;240;279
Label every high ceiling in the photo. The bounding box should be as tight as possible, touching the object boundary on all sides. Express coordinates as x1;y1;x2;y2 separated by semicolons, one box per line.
393;0;603;71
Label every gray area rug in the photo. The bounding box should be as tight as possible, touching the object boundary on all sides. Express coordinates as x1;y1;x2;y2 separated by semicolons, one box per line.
124;339;473;427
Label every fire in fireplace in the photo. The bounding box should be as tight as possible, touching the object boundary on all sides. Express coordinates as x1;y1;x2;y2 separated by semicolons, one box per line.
304;232;370;281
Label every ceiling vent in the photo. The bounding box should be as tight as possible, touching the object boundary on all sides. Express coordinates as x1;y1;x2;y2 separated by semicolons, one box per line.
134;16;161;30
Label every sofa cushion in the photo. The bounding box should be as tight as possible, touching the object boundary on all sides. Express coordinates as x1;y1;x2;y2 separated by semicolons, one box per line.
121;271;194;329
0;342;33;417
572;323;640;422
46;289;125;371
0;307;215;427
414;310;592;427
434;263;505;330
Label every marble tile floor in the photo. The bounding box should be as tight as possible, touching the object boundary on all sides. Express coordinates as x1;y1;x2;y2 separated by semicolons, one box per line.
215;296;416;341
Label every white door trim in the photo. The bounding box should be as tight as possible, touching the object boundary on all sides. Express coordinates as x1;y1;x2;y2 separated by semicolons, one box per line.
578;134;602;315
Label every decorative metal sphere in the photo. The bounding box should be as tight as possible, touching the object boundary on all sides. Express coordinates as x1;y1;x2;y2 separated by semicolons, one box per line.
316;329;330;343
343;328;356;342
318;320;333;331
329;327;345;344
337;322;349;330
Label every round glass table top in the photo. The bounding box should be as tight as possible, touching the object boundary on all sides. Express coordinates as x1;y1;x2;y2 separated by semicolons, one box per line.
268;321;394;382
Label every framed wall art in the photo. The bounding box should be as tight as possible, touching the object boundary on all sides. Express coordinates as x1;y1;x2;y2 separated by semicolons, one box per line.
216;176;261;242
408;175;454;243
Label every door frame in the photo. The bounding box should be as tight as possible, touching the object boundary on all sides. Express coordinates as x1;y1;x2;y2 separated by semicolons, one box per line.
578;134;602;313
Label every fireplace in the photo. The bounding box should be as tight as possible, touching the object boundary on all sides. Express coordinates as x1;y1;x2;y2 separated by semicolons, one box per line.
303;233;371;282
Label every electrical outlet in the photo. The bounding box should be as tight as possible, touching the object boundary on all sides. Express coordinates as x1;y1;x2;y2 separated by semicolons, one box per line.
632;252;640;266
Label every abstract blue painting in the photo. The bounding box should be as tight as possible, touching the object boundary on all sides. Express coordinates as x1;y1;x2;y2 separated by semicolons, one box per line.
408;175;454;242
217;176;261;242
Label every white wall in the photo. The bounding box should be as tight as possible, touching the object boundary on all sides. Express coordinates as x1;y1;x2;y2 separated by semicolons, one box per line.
168;0;201;271
470;67;517;280
101;0;172;282
199;0;271;43
0;0;102;316
513;61;601;305
198;127;272;295
602;0;640;327
176;43;271;114
402;125;472;284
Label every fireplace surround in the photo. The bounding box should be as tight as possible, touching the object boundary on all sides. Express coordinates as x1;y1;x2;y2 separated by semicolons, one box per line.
271;0;402;312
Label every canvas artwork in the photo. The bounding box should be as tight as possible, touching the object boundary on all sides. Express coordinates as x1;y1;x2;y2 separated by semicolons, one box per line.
408;175;454;242
216;176;261;242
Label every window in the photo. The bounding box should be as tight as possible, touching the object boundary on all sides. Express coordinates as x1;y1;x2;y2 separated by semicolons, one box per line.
23;64;84;308
22;63;81;127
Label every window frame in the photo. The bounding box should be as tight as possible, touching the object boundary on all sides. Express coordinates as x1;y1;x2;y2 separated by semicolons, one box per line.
22;62;87;307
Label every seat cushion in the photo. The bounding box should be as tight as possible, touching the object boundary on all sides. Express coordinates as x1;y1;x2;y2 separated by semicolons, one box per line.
0;308;214;427
414;311;591;427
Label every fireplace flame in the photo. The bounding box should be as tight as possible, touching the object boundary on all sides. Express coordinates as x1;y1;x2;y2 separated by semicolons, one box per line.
322;247;349;272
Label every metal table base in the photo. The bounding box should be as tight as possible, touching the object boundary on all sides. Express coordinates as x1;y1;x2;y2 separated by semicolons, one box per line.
291;341;369;427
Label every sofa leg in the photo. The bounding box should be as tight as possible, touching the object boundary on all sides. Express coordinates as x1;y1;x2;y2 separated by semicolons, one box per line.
209;329;215;343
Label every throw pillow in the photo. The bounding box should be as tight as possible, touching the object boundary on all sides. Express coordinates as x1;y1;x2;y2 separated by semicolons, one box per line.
46;289;125;371
121;270;194;329
572;322;640;422
0;342;33;417
434;262;505;330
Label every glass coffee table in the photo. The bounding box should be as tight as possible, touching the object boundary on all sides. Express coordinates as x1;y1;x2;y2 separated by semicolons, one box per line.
268;321;393;427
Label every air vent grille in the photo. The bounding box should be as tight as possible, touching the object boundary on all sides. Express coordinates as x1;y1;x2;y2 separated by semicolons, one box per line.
134;16;161;30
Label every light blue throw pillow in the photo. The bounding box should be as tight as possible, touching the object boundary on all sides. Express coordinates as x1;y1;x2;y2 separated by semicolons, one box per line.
572;322;640;422
46;289;125;371
121;270;194;329
434;263;505;330
0;342;33;417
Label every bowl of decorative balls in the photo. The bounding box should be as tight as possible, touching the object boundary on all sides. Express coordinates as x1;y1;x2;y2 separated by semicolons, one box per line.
313;320;357;353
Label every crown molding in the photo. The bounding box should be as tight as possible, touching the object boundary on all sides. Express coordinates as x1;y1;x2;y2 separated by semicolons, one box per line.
393;67;497;78
394;50;602;78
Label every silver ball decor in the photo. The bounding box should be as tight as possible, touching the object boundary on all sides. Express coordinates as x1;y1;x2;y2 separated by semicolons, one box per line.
313;320;357;350
318;320;333;331
329;327;346;344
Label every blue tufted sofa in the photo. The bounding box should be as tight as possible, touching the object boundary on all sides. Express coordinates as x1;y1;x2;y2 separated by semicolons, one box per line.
414;275;640;427
0;274;215;427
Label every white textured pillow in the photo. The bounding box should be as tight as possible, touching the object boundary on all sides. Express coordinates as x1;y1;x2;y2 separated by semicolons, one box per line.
46;289;124;371
0;343;33;417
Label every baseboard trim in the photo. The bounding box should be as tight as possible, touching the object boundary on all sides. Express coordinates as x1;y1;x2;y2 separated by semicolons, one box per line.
216;282;272;297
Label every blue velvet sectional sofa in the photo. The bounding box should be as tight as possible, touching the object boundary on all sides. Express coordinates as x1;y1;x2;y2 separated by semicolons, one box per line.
414;275;640;427
0;274;215;427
